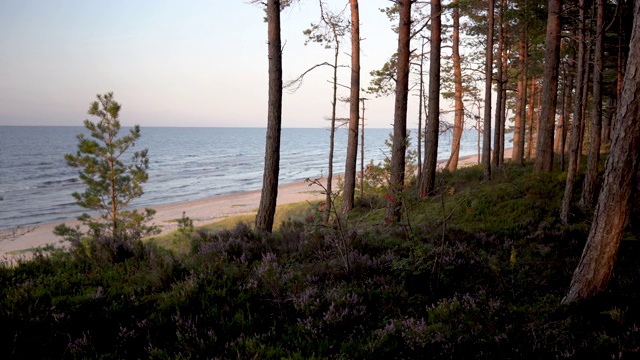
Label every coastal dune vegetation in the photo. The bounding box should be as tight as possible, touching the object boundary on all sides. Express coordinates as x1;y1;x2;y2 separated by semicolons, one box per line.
1;161;640;358
3;0;640;357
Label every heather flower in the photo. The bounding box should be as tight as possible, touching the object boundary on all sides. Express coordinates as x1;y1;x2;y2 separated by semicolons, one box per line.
385;193;395;203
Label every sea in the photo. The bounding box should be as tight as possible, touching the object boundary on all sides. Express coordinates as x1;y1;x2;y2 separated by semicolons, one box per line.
0;126;506;229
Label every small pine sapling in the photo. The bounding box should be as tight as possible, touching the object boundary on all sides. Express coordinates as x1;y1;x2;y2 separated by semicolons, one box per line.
54;92;158;242
175;211;194;242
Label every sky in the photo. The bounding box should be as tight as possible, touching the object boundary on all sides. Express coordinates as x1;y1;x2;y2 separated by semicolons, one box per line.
0;0;407;128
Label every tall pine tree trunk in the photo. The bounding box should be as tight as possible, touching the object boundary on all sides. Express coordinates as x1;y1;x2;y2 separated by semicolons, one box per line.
534;0;562;173
553;68;565;154
563;0;640;303
580;0;604;209
492;0;505;169
326;38;340;221
616;11;625;133
578;37;592;169
256;0;283;232
359;98;366;200
418;0;441;196
513;18;528;165
342;0;360;214
448;0;464;172
526;77;536;160
418;38;426;177
386;0;412;222
561;68;574;171
499;42;508;166
483;0;495;180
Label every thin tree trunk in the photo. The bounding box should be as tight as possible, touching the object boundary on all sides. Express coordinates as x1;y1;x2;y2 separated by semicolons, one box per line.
417;38;425;177
326;37;340;221
492;0;504;169
513;18;527;165
578;36;592;169
418;0;441;196
448;0;464;172
611;8;626;138
477;101;482;164
536;83;542;145
561;68;574;171
386;0;412;222
423;84;429;169
563;0;640;303
499;44;508;166
519;42;528;162
553;47;567;156
603;2;625;142
483;0;495;180
616;12;625;135
534;0;562;173
526;77;536;160
359;97;366;200
553;69;564;154
342;0;360;214
561;2;587;224
256;0;283;232
109;135;118;236
580;0;604;209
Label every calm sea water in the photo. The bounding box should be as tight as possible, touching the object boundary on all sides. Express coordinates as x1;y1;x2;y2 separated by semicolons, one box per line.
0;126;500;229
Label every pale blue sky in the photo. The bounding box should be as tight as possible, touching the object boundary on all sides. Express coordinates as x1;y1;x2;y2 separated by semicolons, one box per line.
0;0;402;128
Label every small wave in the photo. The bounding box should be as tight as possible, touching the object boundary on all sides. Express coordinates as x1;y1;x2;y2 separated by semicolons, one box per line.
41;178;79;187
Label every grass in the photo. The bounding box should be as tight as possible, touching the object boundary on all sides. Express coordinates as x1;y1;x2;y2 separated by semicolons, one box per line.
1;160;639;358
146;201;318;254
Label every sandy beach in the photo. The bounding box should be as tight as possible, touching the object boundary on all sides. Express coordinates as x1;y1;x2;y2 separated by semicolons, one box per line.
1;149;510;257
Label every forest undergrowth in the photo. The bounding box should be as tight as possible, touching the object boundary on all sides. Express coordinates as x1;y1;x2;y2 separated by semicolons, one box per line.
1;161;639;359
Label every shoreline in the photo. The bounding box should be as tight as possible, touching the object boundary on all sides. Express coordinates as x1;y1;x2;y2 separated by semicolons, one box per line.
0;148;510;257
0;177;330;256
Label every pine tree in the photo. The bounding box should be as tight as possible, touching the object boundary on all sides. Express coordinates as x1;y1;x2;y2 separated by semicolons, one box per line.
256;0;283;232
563;0;640;303
54;92;157;241
342;0;361;214
385;0;412;222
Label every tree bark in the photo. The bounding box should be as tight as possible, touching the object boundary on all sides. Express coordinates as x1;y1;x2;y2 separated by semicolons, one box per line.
499;41;508;166
492;0;505;169
615;12;625;137
553;90;564;154
526;77;536;160
256;0;283;233
418;38;426;178
553;50;567;156
560;67;574;171
534;0;562;173
386;0;412;222
513;17;528;165
342;0;360;214
580;0;604;210
580;42;592;159
326;28;340;221
483;0;495;180
418;0;441;197
448;0;464;172
562;0;640;303
359;98;366;200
